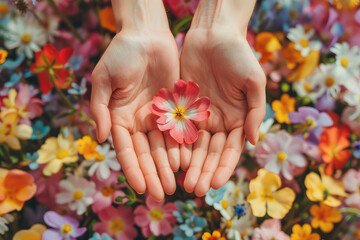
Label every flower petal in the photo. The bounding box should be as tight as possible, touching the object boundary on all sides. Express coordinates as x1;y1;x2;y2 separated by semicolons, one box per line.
173;80;200;108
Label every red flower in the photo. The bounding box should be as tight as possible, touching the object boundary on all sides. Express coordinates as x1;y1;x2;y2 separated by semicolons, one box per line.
319;125;352;175
30;44;74;94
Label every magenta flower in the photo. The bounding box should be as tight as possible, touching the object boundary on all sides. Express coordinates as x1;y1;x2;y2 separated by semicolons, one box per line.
93;206;137;240
252;219;290;240
150;80;210;144
43;211;86;240
91;171;126;213
164;0;199;19
255;131;307;180
343;169;360;209
134;195;177;238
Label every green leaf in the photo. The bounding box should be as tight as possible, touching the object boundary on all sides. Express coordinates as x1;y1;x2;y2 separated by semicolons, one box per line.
10;155;19;164
115;196;125;203
124;200;135;207
57;109;77;119
172;16;193;36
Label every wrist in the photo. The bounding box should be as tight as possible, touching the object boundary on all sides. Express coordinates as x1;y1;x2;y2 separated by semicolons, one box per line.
190;0;256;36
111;0;169;32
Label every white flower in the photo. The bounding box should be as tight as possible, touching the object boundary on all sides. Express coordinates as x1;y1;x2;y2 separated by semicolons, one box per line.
246;118;274;151
87;143;120;180
56;175;96;215
4;17;46;58
288;25;320;57
331;42;360;87
37;13;60;43
0;214;14;235
343;81;360;120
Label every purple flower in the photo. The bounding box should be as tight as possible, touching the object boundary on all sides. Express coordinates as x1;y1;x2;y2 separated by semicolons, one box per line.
289;107;333;144
43;211;86;240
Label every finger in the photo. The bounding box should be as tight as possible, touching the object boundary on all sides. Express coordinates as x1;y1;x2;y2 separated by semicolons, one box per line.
244;73;266;145
164;131;180;172
194;132;226;197
111;125;146;194
132;132;164;201
211;128;245;189
148;130;176;195
184;130;211;193
90;63;112;143
180;143;192;171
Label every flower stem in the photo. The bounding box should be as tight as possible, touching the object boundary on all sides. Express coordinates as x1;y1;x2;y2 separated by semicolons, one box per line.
49;76;75;110
45;0;85;43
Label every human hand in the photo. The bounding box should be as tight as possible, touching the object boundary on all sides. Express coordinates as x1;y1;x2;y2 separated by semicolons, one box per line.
180;27;266;196
90;19;180;200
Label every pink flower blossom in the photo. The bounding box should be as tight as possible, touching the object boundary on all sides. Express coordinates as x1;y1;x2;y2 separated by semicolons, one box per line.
93;206;137;240
255;130;307;180
91;172;126;213
164;0;199;18
150;80;210;144
343;169;360;209
252;219;290;240
134;195;177;238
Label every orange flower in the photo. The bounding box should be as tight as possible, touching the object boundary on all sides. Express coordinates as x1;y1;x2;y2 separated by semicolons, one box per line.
13;224;46;240
0;49;8;64
271;94;296;124
333;0;360;10
283;42;305;69
310;203;342;233
0;169;36;214
319;125;351;175
77;136;98;160
291;224;320;240
99;7;117;33
254;32;282;63
288;50;320;82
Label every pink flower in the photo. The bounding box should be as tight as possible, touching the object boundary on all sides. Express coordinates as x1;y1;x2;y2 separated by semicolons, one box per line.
150;80;210;144
93;206;137;240
91;172;126;213
255;130;307;180
252;219;290;240
164;0;199;18
343;169;360;209
134;195;177;238
17;84;44;119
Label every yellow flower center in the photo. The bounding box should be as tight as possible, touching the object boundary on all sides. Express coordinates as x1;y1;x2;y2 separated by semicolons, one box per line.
306;118;316;129
149;208;164;221
303;83;313;92
73;191;83;200
225;220;232;228
0;3;8;14
109;218;124;233
277;152;287;162
221;200;228;210
258;132;266;142
299;38;309;48
101;186;115;197
173;106;186;120
261;189;274;202
20;33;32;44
61;224;72;235
325;77;335;87
56;149;69;159
234;189;241;196
95;154;105;162
340;57;349;67
35;130;42;135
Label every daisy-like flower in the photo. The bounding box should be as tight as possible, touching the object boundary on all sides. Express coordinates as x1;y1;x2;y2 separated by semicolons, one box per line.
4;17;46;58
37;13;60;43
331;42;360;86
287;25;320;57
255;130;307;180
88;143;121;180
0;214;14;235
343;81;360;120
56;175;95;215
150;80;210;144
37;133;79;176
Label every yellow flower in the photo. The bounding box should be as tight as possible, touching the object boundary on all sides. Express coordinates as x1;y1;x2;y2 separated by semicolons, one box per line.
2;88;28;119
310;203;342;233
78;136;98;160
291;224;320;240
246;168;295;219
0;49;8;64
37;133;79;176
0;109;32;150
271;94;296;124
304;166;348;207
202;230;226;240
13;224;46;240
254;32;282;63
288;50;320;82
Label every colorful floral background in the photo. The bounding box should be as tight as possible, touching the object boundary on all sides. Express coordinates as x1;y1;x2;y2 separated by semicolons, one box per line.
1;0;360;239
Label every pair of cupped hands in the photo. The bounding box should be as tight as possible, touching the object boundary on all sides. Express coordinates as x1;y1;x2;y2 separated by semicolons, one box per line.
90;27;266;201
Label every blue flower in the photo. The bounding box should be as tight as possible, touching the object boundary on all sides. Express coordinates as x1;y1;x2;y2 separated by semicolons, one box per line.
5;72;21;88
67;56;83;71
173;227;196;240
234;204;246;219
205;186;226;206
353;141;360;158
179;215;207;237
89;233;114;240
173;200;197;223
1;54;25;70
25;152;39;170
265;103;275;121
68;78;87;95
30;120;50;139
